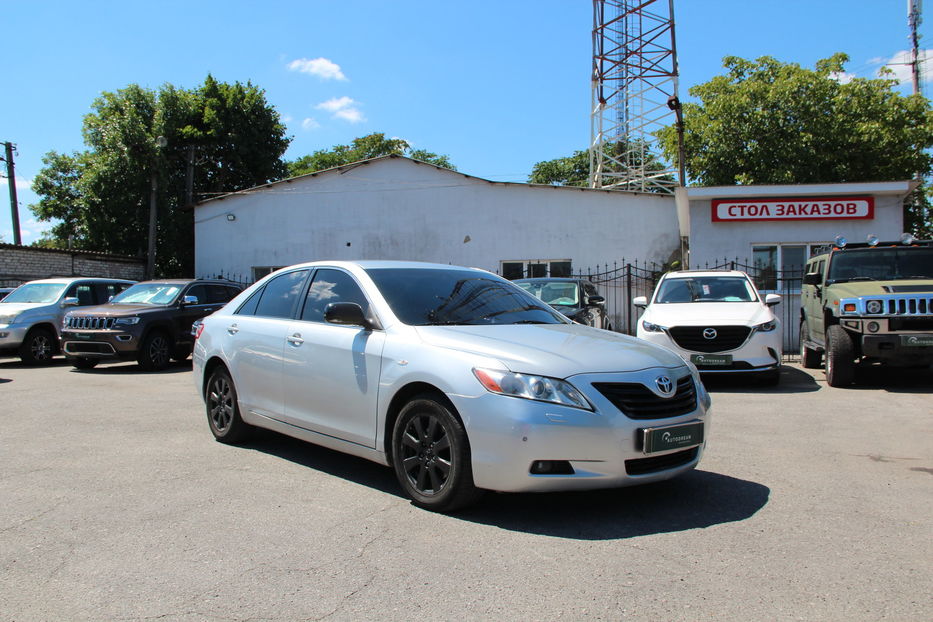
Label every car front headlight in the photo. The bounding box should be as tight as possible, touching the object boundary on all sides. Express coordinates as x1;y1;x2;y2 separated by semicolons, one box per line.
473;368;592;410
754;319;777;332
866;300;883;314
0;312;21;326
641;320;665;333
113;317;140;326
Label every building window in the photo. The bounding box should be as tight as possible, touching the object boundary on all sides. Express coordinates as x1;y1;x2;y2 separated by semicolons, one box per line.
752;244;813;291
500;259;572;280
252;266;286;282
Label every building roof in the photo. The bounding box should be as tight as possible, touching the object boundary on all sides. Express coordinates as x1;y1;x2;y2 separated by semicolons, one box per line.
686;180;917;199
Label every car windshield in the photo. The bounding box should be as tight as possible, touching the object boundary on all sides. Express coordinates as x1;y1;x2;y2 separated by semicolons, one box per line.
110;283;183;305
655;276;756;303
827;247;933;282
365;268;567;326
515;281;580;307
1;283;67;304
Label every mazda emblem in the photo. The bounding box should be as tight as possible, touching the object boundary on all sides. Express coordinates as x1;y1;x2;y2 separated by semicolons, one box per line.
702;328;718;340
655;375;674;396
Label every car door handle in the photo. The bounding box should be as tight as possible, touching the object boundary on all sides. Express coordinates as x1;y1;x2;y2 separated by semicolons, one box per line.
227;324;239;335
287;333;304;346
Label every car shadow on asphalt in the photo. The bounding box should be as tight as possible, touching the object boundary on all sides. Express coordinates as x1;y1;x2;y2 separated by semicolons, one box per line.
848;364;933;393
67;360;194;375
240;429;769;539
701;364;820;394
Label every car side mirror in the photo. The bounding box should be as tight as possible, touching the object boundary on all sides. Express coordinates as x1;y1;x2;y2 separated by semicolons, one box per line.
803;273;822;286
62;297;79;307
587;295;605;306
633;296;648;308
182;295;199;305
765;294;782;306
324;302;372;329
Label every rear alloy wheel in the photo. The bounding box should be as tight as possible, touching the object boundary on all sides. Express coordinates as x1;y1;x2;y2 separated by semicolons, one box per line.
137;331;172;371
392;395;482;512
825;325;855;387
206;366;252;443
19;327;56;365
799;321;822;369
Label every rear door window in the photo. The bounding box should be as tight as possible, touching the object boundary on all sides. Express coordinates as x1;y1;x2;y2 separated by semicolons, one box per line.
253;270;310;319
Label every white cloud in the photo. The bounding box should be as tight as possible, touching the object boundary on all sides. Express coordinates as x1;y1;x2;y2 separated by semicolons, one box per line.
301;117;321;131
0;177;32;191
315;97;366;123
287;57;347;81
830;71;856;84
871;50;932;85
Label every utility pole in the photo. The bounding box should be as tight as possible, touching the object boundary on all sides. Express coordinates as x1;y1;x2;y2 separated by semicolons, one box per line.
2;142;22;245
909;0;923;95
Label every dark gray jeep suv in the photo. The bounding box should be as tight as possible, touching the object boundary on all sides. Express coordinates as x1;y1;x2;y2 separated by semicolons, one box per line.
61;279;242;370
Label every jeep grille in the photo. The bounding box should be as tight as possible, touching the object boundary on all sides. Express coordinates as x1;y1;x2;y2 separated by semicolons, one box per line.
66;316;116;330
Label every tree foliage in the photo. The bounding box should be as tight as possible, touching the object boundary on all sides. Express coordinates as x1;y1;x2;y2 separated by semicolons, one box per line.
30;76;291;275
286;132;454;177
528;141;674;190
657;54;933;235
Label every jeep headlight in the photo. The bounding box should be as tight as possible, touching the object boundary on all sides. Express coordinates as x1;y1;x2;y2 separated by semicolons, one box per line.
113;317;140;326
754;319;777;332
641;320;665;333
473;368;593;410
0;311;21;326
866;300;883;314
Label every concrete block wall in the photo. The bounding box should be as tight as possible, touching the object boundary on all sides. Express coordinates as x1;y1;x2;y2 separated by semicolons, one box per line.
0;244;146;287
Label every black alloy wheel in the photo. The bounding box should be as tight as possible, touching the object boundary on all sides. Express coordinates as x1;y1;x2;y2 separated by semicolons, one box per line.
138;331;172;371
392;395;482;512
19;328;56;365
205;367;251;443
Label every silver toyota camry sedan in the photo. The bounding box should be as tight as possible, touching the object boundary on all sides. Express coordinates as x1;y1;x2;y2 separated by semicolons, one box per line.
193;261;712;512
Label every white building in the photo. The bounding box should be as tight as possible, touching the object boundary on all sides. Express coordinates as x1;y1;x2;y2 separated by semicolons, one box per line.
194;155;680;282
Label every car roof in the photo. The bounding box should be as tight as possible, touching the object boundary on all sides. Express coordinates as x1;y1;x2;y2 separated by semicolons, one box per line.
662;270;750;279
513;277;582;283
134;279;241;286
271;260;497;274
20;277;136;285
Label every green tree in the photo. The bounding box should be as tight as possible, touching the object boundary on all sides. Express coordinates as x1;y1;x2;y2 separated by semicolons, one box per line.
287;132;454;177
30;76;291;276
658;54;933;236
528;141;674;189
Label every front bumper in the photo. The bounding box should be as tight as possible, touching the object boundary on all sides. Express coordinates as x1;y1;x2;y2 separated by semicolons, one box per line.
0;323;31;354
452;366;710;493
860;333;933;364
638;330;781;373
61;329;140;361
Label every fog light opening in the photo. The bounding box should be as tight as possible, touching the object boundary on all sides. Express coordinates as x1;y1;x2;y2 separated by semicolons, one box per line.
529;460;575;475
867;321;880;333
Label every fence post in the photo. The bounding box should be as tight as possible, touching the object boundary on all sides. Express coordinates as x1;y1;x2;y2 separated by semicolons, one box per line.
625;262;633;335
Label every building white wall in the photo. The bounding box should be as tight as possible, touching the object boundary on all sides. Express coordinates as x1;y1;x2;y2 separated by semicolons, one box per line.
194;157;680;280
687;186;908;266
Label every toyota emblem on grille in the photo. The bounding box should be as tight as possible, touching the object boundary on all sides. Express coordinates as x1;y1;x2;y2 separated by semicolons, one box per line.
655;375;674;397
702;328;718;340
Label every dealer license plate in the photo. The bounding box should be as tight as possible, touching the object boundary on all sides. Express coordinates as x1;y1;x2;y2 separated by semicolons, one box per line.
900;334;933;347
690;353;732;366
74;333;92;340
642;421;704;455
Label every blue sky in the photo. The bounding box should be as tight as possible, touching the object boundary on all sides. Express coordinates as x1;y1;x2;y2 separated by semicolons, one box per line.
2;0;929;244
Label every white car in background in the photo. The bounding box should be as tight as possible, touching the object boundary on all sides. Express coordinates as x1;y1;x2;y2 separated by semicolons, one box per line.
634;270;782;384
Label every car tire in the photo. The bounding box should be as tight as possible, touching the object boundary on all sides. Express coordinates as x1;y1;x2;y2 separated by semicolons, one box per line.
19;327;57;365
71;357;98;370
391;395;483;513
205;366;253;444
138;330;172;371
799;321;821;369
825;325;855;387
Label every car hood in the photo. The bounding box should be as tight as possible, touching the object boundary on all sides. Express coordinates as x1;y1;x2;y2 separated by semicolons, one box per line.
414;324;686;377
642;302;774;327
66;303;167;317
830;281;933;297
0;302;51;316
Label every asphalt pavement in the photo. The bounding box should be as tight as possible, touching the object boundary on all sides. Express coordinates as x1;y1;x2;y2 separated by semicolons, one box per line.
1;359;931;621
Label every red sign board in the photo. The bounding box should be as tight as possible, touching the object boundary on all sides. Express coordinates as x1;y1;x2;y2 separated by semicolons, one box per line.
712;196;874;222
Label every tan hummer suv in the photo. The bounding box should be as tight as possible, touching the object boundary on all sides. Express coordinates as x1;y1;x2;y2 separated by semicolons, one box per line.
799;235;933;387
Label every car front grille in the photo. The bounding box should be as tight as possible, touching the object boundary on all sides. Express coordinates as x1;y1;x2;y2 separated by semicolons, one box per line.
879;296;932;316
625;447;699;475
66;316;116;330
667;325;751;352
593;376;697;420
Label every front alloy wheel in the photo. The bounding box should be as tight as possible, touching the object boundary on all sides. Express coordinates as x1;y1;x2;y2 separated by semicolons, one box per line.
138;331;171;371
392;395;482;512
20;328;56;365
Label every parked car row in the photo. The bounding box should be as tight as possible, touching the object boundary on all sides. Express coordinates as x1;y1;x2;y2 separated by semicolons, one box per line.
0;277;241;369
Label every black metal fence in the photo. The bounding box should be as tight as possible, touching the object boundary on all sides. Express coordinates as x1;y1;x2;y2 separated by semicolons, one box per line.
206;260;805;361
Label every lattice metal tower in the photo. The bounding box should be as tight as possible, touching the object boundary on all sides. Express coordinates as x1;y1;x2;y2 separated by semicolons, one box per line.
589;0;683;193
